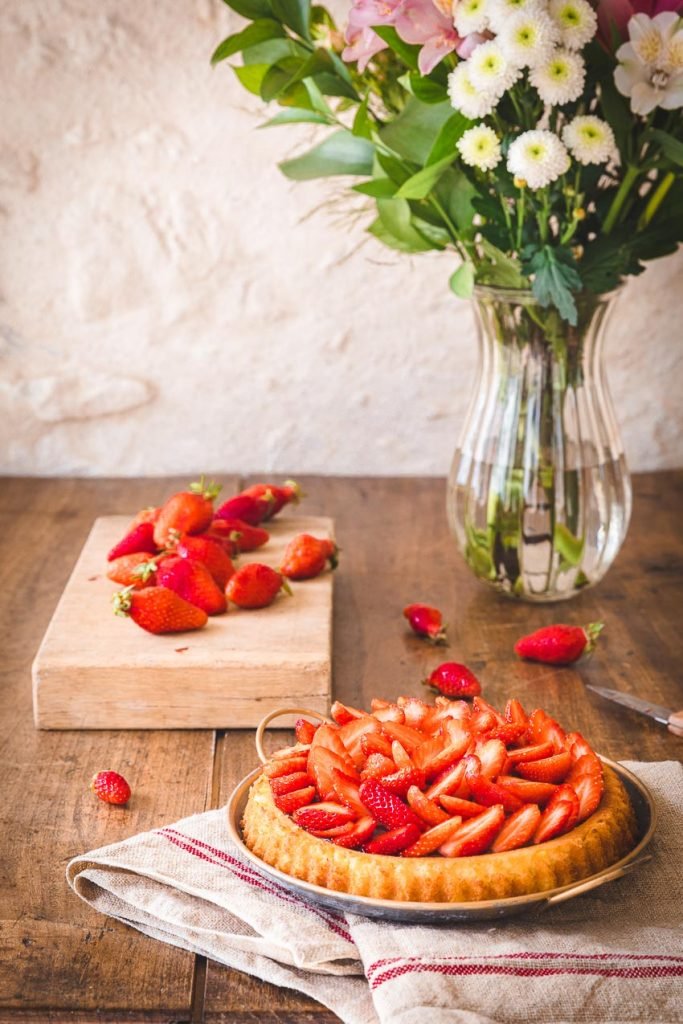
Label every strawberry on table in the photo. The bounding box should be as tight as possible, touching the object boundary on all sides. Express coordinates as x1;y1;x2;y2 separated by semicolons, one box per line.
403;603;447;644
214;493;275;527
280;534;339;581
225;563;291;609
157;556;227;616
113;585;208;634
174;534;235;589
514;622;604;665
240;480;303;519
107;521;158;562
423;662;481;699
128;506;161;530
207;518;269;554
107;552;159;588
91;770;131;805
154;477;222;548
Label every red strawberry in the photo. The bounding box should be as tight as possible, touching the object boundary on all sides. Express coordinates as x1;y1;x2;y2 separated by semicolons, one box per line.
465;766;523;814
361;733;395;759
474;738;507;779
113;585;208;634
107;521;158;562
572;772;604;822
207;518;269;554
331;701;366;725
175;535;235;589
424;758;469;801
505;698;528;728
274;786;316;813
332;816;376;849
361;753;397;781
294;718;318;745
406;785;450;826
214;493;274;526
381;766;427;797
514;622;604;665
225;563;291;609
372;703;406;724
365;823;421;855
516;750;572;784
505;742;555;765
269;771;312;796
438;795;488;819
330;769;369;817
491;803;542;852
439;804;505;857
157;556;227;616
264;754;309;779
292;802;355;832
128;506;161;530
495;776;558;805
423;662;481;699
240;480;303;519
107;552;158;588
91;769;131;805
358;778;421;830
403;603;447;644
534;785;580;843
280;534;338;581
154;478;222;548
390;740;413;768
403;815;463;857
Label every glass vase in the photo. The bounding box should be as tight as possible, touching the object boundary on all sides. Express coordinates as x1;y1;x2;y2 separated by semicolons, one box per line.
446;286;631;602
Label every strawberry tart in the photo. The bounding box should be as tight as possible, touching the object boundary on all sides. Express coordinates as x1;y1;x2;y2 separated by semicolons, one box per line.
240;695;638;902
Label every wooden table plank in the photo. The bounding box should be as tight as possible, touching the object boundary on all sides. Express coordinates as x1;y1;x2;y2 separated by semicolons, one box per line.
0;477;238;1017
205;471;683;1020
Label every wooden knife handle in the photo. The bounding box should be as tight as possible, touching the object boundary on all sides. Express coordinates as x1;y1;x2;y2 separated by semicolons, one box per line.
668;711;683;737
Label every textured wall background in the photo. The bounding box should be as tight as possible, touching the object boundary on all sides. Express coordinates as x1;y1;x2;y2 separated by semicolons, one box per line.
1;0;681;477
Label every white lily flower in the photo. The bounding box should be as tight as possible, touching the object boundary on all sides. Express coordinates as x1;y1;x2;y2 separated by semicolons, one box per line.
615;12;683;115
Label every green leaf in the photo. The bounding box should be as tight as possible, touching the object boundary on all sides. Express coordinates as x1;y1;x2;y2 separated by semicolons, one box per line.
242;37;307;64
477;239;527;288
376;197;435;251
271;0;311;39
353;178;397;198
524;245;582;325
222;0;273;19
232;63;270;95
312;71;359;100
368;212;437;253
260;57;304;101
211;20;285;64
373;25;420;70
261;107;330;126
377;151;413;187
426;111;472;165
380;98;454;163
434;166;478;236
352;95;372;139
279;130;375;179
646;128;683;167
395;154;454;199
400;72;449;104
449;261;475;298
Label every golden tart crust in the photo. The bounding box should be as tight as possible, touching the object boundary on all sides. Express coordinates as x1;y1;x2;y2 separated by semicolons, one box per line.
240;765;638;903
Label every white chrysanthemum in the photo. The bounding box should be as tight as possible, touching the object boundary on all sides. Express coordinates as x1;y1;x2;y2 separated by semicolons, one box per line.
487;0;543;35
530;47;586;104
454;0;490;36
548;0;598;51
562;115;617;164
447;62;501;117
457;124;503;169
507;129;571;188
468;40;522;94
498;10;560;68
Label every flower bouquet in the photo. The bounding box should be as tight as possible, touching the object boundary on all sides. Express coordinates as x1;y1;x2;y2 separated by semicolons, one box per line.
212;0;683;600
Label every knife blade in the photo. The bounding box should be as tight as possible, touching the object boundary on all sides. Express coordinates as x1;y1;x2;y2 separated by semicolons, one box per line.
585;685;683;736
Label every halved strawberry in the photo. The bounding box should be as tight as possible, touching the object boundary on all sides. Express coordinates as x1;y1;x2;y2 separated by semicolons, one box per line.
330;701;366;725
308;820;359;839
264;754;309;779
338;715;382;767
474;738;507;779
333;816;376;848
425;758;469;801
565;731;594;761
381;721;425;753
381;766;427;798
294;719;318;745
465;768;523;814
525;708;549;744
505;741;555;765
491;803;542;852
402;816;463;857
331;768;371;817
517;750;572;784
538;716;567;753
358;778;421;830
496;776;558;805
397;696;431;730
365;823;421;856
488;723;528;745
361;732;394;759
572;772;604;822
390;740;413;768
416;725;471;779
406;785;450;826
567;752;603;786
308;746;358;800
269;771;311;796
469;711;497;734
293;801;356;832
504;698;528;728
472;696;506;724
360;753;397;781
439;794;488;819
372;703;406;724
274;785;316;813
439;804;505;857
533;785;580;843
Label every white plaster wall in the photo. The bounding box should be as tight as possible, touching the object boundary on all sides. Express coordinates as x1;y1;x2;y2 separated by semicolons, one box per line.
0;0;681;477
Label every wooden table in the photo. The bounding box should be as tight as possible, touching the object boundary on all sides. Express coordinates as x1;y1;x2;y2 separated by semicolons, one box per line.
1;473;681;1023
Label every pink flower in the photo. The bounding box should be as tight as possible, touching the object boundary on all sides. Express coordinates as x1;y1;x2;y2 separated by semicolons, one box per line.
597;0;683;48
394;0;463;73
342;0;402;71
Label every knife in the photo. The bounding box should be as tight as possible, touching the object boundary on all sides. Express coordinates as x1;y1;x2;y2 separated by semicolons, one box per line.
586;685;683;736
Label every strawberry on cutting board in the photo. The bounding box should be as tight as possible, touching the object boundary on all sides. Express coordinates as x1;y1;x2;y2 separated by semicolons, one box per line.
113;585;208;634
154;478;222;548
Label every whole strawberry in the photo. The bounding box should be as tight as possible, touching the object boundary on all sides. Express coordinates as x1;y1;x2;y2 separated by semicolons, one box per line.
113;585;208;634
225;562;291;609
214;493;274;526
207;518;270;554
424;662;481;698
175;535;235;589
154;477;222;548
91;770;131;805
156;556;227;615
514;622;604;665
128;506;161;531
240;480;302;519
107;521;158;562
280;534;338;581
403;603;447;644
107;552;159;589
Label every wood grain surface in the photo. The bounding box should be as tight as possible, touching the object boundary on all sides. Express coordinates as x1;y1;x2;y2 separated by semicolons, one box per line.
32;514;334;729
1;473;681;1023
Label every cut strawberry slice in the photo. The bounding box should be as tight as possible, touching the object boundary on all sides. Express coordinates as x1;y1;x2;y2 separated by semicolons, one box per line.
358;778;421;830
333;816;376;849
309;820;360;839
269;771;312;796
361;732;394;759
364;823;421;856
331;767;371;817
425;757;469;801
474;738;507;779
466;771;523;814
330;701;366;725
572;772;604;822
491;803;542;852
439;794;488;819
397;696;431;730
381;721;425;753
539;716;567;753
526;708;549;744
402;816;463;857
504;698;528;728
308;746;358;799
469;711;497;734
274;785;316;813
372;703;406;724
293;801;356;832
517;750;572;784
381;766;426;797
264;754;309;779
567;751;603;785
488;722;528;745
439;804;505;857
338;715;382;767
406;785;450;825
565;731;594;761
412;732;447;773
360;753;397;781
390;740;413;768
533;785;580;843
472;696;506;724
505;741;555;765
270;743;311;760
294;719;318;745
496;776;558;805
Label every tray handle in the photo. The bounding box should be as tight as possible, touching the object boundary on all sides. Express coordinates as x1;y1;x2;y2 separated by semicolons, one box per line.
255;707;331;764
541;854;652;909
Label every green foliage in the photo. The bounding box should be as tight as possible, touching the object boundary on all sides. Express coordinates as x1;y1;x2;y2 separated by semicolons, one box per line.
279;130;375;179
449;262;475;298
211;20;285;64
270;0;311;40
523;246;582;326
222;0;273;19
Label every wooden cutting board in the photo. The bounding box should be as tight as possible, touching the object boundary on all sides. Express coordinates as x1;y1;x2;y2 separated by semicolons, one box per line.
32;514;333;729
